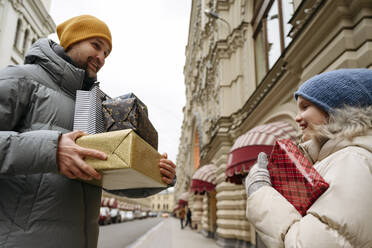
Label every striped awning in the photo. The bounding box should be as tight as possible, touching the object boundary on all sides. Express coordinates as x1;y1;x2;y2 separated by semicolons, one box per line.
178;191;190;206
226;121;298;184
191;164;217;193
173;205;181;212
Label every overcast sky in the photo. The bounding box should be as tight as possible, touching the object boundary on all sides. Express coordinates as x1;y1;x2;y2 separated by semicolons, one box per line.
49;1;192;163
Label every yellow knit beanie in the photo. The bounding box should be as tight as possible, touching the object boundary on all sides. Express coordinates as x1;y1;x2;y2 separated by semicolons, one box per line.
57;15;112;53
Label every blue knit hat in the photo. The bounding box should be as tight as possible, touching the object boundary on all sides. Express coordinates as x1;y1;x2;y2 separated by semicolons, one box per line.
294;69;372;113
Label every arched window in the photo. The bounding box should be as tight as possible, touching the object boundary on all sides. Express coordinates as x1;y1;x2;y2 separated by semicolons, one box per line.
157;204;160;209
23;29;29;52
193;129;200;170
14;19;22;47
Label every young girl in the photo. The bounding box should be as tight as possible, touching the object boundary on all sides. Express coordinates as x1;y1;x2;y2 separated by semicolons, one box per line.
245;69;372;248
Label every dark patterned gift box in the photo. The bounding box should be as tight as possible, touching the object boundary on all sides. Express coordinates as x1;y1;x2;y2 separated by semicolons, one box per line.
267;139;329;216
102;93;158;150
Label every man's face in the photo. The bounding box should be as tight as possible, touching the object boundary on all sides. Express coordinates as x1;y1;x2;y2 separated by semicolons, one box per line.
66;37;111;78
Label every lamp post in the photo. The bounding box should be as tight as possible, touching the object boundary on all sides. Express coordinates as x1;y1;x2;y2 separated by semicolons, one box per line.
204;9;231;35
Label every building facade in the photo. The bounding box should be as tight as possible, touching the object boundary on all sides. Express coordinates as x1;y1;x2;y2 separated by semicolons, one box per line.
102;191;151;212
0;0;55;69
149;189;175;212
176;0;372;247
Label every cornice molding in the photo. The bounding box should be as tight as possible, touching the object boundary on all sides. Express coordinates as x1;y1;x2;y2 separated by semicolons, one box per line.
10;0;22;14
29;0;56;34
211;21;249;62
288;0;325;39
200;59;288;160
216;0;235;11
192;21;249;103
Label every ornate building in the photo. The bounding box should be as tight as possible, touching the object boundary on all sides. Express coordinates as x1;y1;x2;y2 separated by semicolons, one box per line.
102;191;151;212
176;0;372;247
149;189;175;213
0;0;55;68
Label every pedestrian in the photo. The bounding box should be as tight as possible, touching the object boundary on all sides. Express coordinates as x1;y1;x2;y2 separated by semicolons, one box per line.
244;68;372;248
179;207;186;229
184;207;193;229
0;15;176;248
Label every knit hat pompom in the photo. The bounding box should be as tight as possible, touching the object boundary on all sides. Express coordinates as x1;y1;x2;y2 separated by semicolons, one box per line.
294;69;372;113
57;15;112;53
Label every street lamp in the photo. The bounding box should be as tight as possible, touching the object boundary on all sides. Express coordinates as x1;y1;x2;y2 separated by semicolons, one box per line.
204;9;231;34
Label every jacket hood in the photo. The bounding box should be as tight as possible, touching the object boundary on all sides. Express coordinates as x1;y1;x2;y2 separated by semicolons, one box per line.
301;106;372;163
316;106;372;140
24;38;85;96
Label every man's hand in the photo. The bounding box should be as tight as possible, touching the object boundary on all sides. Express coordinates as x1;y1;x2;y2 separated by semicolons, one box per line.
57;131;107;180
159;153;176;185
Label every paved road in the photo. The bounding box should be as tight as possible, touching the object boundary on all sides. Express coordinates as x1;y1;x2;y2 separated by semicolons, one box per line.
98;217;164;248
132;217;220;248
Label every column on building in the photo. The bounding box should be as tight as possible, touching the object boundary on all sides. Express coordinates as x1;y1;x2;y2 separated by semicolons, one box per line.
191;193;203;230
216;164;251;247
190;163;217;237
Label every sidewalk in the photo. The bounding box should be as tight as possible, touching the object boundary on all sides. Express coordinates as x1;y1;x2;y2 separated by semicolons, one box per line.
129;217;219;248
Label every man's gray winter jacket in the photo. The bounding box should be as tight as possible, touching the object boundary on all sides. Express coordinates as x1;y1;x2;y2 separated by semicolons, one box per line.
0;38;165;248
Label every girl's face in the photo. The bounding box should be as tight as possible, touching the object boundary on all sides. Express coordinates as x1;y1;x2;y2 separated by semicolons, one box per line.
295;96;328;140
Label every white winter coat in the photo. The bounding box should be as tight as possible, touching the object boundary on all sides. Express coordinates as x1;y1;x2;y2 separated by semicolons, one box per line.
246;107;372;248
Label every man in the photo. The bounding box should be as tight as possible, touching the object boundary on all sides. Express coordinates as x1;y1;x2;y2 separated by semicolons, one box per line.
0;15;176;248
185;208;193;229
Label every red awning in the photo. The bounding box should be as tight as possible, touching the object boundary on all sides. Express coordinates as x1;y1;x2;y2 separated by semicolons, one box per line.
225;121;298;184
191;164;217;193
178;191;190;206
173;205;181;212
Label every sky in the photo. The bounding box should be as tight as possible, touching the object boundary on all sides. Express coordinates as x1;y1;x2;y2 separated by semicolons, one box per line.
48;1;192;163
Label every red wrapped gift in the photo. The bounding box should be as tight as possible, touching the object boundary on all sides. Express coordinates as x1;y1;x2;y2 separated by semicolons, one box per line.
267;139;329;216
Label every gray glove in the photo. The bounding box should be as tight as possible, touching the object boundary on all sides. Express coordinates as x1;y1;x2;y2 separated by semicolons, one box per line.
244;152;272;197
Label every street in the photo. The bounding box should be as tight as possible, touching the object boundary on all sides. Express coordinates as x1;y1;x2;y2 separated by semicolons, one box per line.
98;217;163;248
98;217;219;248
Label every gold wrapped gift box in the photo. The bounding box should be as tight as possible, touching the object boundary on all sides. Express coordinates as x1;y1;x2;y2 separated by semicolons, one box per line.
76;129;166;190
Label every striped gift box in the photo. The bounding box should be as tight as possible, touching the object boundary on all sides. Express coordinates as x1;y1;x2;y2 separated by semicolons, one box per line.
73;86;110;134
268;139;329;216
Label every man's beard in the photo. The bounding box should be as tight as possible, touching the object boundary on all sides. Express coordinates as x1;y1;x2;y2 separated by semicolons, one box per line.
81;56;98;77
81;56;98;90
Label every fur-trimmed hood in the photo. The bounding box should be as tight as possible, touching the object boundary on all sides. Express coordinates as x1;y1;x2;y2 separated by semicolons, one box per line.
301;106;372;163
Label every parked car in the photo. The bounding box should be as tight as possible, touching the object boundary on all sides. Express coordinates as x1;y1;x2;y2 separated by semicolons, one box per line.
161;212;169;218
118;210;133;222
99;207;111;225
134;210;142;219
110;208;120;223
141;211;148;219
125;211;134;221
118;210;126;222
148;211;157;217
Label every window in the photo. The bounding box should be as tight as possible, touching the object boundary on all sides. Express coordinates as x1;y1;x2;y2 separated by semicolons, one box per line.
252;0;294;84
14;19;22;48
